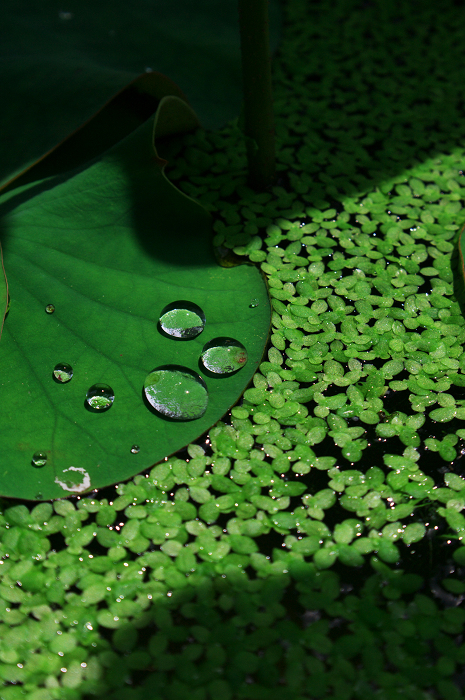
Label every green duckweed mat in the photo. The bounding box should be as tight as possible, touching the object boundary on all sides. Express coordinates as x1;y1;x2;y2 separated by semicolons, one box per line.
2;1;465;698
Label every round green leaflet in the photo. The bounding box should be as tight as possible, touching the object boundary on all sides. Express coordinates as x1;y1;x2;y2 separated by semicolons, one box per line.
0;102;270;500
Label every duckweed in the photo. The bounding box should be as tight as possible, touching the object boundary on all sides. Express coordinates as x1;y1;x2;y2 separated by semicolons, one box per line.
3;0;465;698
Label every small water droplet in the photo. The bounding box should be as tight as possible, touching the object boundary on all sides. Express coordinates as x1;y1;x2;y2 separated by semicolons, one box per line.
144;365;208;420
45;304;55;314
85;384;114;411
159;301;205;339
35;493;43;500
32;452;47;468
201;337;248;375
130;445;140;454
249;299;259;308
53;363;73;383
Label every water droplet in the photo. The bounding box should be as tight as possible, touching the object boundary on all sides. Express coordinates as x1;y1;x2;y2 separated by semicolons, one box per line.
32;452;47;468
144;365;208;420
55;466;91;493
35;493;43;500
53;363;73;383
249;299;259;308
85;384;114;411
159;301;205;339
45;304;55;314
130;445;140;454
201;338;248;375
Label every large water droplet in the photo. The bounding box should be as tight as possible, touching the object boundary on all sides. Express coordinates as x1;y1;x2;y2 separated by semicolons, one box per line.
45;304;55;314
159;301;205;339
201;337;248;375
85;384;114;411
130;445;140;454
144;365;208;420
32;452;47;468
53;363;73;383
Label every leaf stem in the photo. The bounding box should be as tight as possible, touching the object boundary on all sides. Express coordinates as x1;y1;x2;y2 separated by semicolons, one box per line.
238;0;276;191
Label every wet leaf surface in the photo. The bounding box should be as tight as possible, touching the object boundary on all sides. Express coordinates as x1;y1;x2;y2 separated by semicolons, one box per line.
0;100;270;500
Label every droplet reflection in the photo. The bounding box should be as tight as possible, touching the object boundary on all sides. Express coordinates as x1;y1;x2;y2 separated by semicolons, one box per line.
53;363;73;383
201;337;247;375
32;452;47;468
144;365;208;420
85;384;114;411
159;301;205;339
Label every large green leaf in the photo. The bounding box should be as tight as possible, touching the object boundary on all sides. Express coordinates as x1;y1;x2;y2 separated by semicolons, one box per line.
0;242;7;341
0;0;282;185
0;98;270;501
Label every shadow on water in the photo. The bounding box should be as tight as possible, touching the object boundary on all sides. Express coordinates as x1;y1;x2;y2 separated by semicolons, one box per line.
267;0;465;208
2;1;465;261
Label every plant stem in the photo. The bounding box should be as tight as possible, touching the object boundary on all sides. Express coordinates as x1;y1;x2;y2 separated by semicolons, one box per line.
238;0;276;191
